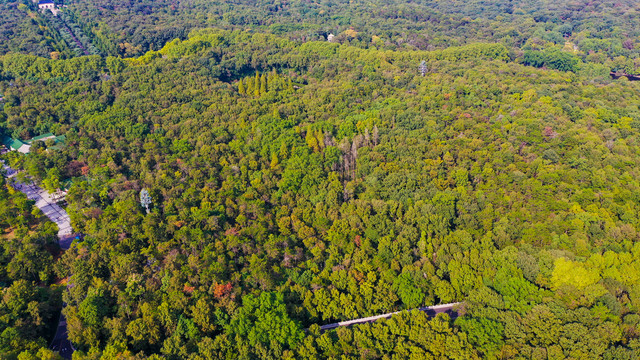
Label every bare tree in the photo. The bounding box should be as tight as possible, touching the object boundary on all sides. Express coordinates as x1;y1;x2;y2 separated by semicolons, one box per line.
373;125;379;146
419;60;428;76
364;128;371;147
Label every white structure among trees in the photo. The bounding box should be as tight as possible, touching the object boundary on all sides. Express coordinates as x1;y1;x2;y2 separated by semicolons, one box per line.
38;0;59;14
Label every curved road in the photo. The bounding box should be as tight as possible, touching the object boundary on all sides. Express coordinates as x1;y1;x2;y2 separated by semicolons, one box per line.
2;161;75;359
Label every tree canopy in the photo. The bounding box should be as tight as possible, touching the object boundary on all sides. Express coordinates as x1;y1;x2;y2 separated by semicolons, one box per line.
2;2;640;359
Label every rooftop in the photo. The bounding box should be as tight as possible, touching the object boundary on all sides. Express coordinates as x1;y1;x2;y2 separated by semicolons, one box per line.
1;136;26;151
26;132;55;143
1;133;66;154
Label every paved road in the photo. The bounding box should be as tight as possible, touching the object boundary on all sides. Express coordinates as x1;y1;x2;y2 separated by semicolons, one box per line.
50;313;73;359
319;302;462;331
9;182;72;243
2;161;73;248
1;161;75;358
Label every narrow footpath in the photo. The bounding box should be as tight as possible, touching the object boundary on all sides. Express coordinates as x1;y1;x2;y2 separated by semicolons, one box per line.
1;161;75;359
318;302;462;331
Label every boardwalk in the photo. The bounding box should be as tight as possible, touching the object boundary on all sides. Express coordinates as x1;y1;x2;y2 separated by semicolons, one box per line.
319;302;462;331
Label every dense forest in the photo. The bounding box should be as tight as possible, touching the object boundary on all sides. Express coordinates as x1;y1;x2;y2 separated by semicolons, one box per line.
1;0;640;70
2;1;640;360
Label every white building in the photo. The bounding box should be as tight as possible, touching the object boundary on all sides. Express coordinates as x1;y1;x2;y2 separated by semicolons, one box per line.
38;0;58;15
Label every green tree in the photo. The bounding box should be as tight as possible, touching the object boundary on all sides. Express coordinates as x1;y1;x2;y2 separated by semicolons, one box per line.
228;292;303;348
